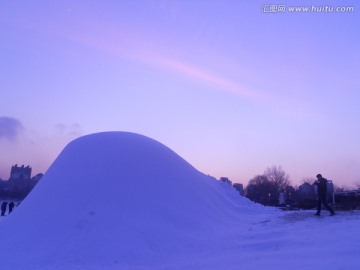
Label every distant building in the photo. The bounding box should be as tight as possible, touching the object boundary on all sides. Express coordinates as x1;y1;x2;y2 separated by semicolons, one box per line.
9;165;32;180
0;165;42;199
220;177;232;185
220;177;245;197
29;173;43;191
333;188;360;210
0;178;6;189
233;183;245;196
296;182;317;208
8;165;32;192
327;180;334;195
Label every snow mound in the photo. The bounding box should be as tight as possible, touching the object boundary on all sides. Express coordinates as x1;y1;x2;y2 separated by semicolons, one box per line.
0;132;267;269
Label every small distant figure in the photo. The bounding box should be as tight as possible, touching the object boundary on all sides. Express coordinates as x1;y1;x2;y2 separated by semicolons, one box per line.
1;201;8;216
314;174;335;216
8;202;15;214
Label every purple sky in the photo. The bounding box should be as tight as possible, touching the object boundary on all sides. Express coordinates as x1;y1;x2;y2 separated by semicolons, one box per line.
1;1;359;187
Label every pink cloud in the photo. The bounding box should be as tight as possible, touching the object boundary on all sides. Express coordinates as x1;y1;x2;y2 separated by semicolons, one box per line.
159;58;264;100
3;8;312;119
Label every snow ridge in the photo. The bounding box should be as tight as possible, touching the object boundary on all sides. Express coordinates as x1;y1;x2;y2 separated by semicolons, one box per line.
0;132;264;269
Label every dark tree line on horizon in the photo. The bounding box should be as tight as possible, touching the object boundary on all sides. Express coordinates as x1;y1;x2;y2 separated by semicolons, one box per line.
242;165;360;210
244;165;296;206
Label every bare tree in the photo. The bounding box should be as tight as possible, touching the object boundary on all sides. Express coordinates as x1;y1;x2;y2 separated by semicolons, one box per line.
246;175;277;206
264;165;290;193
301;177;315;185
333;184;346;192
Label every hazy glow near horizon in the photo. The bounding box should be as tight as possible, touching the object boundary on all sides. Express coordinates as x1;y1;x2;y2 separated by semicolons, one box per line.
1;1;359;187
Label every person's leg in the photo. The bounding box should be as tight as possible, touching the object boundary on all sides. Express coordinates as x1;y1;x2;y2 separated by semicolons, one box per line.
323;199;335;215
315;197;322;215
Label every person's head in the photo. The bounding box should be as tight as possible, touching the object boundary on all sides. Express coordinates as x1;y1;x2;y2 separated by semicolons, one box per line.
316;174;322;179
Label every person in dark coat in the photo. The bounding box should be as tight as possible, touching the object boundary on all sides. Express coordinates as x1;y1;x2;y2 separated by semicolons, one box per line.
314;174;335;216
1;201;7;216
8;202;15;214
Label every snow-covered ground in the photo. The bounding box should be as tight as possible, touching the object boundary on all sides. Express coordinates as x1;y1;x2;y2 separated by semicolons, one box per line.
0;132;359;270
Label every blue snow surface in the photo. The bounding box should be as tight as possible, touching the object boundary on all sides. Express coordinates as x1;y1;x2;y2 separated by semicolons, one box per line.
0;132;359;270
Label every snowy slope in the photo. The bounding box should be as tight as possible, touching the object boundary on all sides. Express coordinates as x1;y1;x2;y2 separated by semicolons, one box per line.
0;132;272;269
1;132;359;269
160;210;360;270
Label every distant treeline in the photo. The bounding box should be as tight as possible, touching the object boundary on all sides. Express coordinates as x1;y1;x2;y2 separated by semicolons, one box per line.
233;165;360;210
